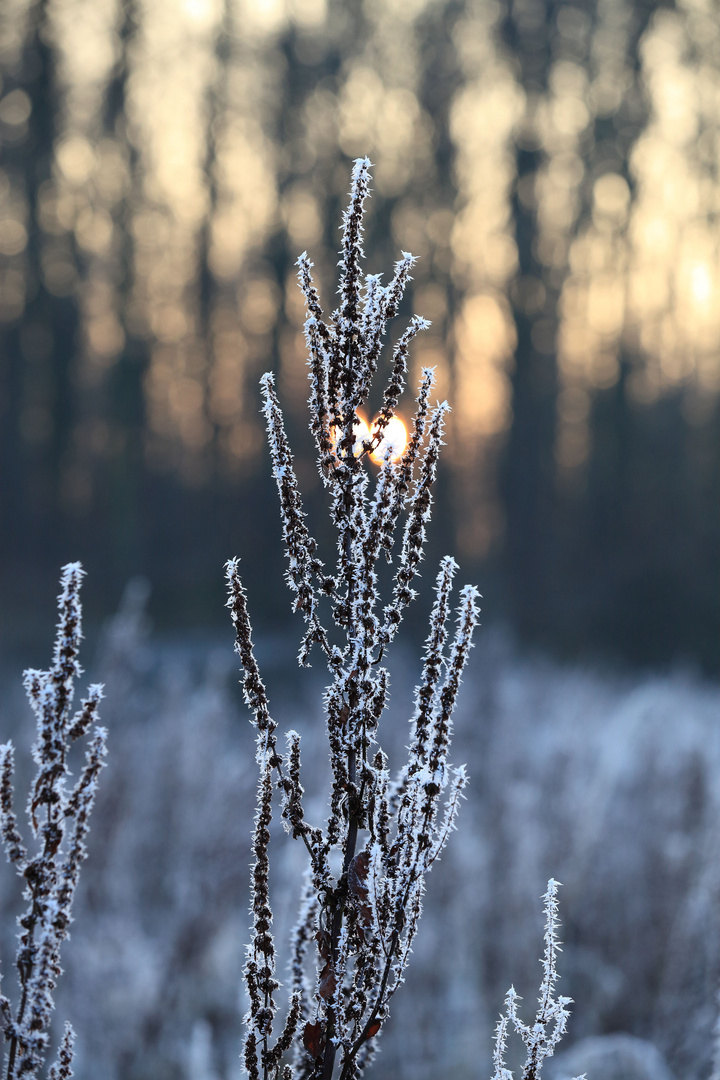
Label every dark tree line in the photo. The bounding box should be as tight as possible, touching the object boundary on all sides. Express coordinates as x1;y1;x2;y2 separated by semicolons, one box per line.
0;0;718;673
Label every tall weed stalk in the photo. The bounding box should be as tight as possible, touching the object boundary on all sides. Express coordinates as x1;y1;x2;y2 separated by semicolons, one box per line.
0;564;106;1080
226;158;480;1080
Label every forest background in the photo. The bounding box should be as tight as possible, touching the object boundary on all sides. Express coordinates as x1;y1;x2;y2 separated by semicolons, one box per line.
1;0;719;671
1;2;720;1080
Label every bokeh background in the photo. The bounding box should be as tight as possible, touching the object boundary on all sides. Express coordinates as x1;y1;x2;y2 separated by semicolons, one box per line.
2;4;720;1080
1;0;719;669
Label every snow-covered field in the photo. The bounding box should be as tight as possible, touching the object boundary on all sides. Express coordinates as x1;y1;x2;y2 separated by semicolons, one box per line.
1;587;718;1080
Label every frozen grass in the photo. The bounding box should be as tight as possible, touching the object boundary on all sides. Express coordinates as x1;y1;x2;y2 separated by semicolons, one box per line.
1;601;717;1080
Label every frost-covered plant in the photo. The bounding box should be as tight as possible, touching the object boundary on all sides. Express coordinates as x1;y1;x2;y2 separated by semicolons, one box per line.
226;157;480;1080
0;563;107;1080
492;881;583;1080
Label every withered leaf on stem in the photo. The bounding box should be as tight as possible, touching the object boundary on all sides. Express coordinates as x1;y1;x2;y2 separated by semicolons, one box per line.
348;850;369;898
318;960;337;1001
303;1021;325;1059
315;929;331;960
348;850;373;927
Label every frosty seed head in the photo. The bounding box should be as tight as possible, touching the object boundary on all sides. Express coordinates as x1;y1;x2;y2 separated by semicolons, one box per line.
228;158;479;1080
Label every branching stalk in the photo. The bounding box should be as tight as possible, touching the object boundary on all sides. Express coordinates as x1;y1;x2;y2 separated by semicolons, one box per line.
0;564;106;1080
229;159;479;1080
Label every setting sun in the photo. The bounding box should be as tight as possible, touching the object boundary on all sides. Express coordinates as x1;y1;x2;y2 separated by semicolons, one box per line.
330;416;371;460
690;263;713;306
329;414;408;464
369;415;408;464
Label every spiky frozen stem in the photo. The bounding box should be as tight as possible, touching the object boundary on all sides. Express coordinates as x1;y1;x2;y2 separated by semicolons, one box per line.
229;160;479;1080
47;1024;75;1080
1;564;106;1080
490;882;585;1080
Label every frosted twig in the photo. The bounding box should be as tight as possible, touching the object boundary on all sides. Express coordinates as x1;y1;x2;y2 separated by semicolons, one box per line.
0;564;106;1080
491;882;584;1080
229;159;478;1080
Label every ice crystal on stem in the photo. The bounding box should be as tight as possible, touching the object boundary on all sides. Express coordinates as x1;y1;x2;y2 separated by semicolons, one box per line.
0;564;107;1080
227;158;479;1080
491;881;585;1080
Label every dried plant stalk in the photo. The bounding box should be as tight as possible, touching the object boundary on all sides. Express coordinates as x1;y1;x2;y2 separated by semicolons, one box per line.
491;881;585;1080
0;563;107;1080
227;158;479;1080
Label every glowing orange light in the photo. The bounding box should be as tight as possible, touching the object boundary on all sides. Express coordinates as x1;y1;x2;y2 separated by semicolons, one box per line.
370;415;408;465
690;263;713;306
330;416;371;460
329;414;408;464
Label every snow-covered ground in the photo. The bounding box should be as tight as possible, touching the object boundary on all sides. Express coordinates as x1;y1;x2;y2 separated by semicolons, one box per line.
1;588;718;1080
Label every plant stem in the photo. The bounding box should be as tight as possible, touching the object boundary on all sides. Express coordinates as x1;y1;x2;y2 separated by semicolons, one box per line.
319;728;360;1080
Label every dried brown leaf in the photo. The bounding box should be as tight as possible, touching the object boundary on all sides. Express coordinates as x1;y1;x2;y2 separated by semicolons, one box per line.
303;1021;325;1058
318;960;337;1001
